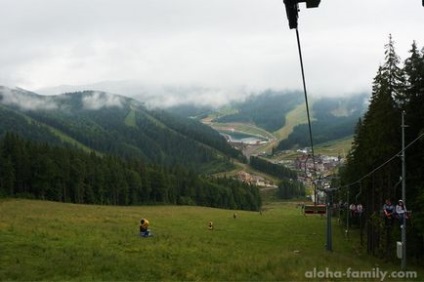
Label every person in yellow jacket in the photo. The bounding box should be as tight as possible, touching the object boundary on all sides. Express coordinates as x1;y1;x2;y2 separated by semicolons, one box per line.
139;218;151;237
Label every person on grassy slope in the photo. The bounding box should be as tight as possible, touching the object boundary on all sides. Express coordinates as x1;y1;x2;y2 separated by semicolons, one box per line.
139;218;151;237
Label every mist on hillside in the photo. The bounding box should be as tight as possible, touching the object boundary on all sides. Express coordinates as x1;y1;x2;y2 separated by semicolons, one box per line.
0;86;127;111
81;91;125;110
0;86;59;111
36;81;253;109
35;80;368;110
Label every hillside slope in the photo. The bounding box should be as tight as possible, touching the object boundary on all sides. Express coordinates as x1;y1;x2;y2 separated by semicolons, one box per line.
0;86;245;173
167;90;367;152
2;199;417;281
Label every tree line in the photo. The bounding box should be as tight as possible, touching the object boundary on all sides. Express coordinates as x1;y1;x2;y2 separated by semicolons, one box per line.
277;179;306;199
339;35;424;263
0;133;261;211
250;156;298;179
250;155;305;199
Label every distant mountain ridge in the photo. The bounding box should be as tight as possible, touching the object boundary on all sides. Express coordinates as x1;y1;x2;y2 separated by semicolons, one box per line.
36;80;247;108
275;93;368;149
0;86;245;173
0;84;368;176
166;90;368;150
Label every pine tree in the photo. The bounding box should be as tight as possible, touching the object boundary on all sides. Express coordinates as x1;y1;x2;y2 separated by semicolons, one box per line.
403;41;424;138
402;42;424;254
383;34;406;107
342;35;404;257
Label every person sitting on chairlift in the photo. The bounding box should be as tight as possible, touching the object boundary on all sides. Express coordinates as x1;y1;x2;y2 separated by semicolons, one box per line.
396;200;408;229
383;199;395;227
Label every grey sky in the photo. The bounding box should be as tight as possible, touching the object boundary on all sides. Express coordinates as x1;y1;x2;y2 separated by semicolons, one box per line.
0;0;423;102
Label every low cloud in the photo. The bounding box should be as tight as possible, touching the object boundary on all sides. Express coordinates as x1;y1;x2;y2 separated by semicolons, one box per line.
82;91;124;110
135;84;251;109
38;81;253;109
0;87;59;111
1;0;423;99
0;86;126;111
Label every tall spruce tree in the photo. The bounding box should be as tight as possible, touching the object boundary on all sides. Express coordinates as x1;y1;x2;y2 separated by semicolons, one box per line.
384;34;406;107
402;42;424;259
342;35;403;257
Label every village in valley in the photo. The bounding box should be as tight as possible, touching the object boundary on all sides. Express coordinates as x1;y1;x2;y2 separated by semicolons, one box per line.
233;139;345;203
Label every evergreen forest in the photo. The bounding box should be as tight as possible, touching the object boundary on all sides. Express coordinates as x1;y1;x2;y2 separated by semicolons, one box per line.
0;133;261;211
339;36;424;262
249;156;305;199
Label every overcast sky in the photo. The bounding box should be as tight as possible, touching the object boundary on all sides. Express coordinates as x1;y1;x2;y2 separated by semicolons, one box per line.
0;0;423;103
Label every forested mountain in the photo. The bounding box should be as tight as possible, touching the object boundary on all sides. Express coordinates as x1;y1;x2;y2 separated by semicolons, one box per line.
211;90;304;132
276;93;368;149
167;89;368;150
165;103;214;120
0;87;245;174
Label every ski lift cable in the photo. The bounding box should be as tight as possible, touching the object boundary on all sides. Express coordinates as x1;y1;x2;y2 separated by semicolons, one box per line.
282;0;320;177
295;27;317;174
337;131;424;191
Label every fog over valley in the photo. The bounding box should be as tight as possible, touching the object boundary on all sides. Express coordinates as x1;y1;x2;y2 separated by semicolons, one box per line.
1;0;423;107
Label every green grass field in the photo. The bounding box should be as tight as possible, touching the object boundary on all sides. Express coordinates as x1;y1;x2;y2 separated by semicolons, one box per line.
0;199;421;281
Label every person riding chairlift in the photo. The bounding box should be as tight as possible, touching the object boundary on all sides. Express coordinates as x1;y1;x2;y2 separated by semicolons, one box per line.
383;199;395;227
396;200;408;229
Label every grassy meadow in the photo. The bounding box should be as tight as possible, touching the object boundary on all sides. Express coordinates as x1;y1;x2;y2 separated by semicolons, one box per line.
0;199;422;281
